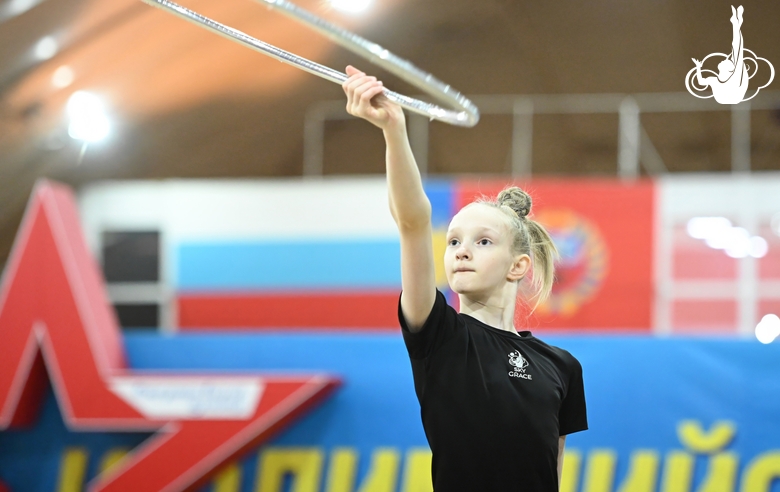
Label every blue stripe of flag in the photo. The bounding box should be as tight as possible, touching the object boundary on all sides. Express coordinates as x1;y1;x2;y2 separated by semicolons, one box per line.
177;240;401;291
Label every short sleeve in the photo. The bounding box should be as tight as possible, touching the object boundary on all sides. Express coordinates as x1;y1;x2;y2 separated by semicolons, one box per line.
398;289;459;360
558;357;588;436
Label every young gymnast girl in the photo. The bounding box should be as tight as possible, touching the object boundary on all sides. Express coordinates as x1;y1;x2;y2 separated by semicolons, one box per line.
342;66;588;491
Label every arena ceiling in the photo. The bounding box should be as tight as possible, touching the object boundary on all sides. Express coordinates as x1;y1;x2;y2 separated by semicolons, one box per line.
1;0;779;268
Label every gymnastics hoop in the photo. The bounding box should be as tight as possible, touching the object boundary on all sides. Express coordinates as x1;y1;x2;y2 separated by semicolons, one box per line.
141;0;480;127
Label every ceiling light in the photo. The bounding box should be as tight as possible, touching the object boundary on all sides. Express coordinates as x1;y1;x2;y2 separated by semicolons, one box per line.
686;217;732;240
687;217;768;260
749;236;768;258
34;36;58;60
7;0;37;16
67;91;110;143
52;66;75;88
330;0;372;13
755;314;780;344
706;226;748;251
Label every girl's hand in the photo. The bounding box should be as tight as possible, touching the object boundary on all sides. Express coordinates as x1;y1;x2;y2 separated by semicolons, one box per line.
342;65;405;131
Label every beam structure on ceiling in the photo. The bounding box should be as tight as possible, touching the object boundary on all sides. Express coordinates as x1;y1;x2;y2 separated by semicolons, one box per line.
304;90;780;179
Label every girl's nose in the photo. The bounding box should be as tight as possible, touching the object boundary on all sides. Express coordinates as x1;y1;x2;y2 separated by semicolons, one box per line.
455;245;471;260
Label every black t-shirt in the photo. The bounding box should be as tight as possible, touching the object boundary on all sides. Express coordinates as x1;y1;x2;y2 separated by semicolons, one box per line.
399;290;588;492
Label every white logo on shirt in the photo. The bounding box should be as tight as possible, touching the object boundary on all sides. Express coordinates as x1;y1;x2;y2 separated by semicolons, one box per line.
508;350;532;380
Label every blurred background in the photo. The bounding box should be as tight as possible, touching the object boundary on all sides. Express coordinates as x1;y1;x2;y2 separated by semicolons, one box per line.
1;0;780;490
1;0;780;267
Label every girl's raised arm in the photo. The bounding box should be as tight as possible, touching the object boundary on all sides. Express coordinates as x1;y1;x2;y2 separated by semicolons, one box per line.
342;66;436;332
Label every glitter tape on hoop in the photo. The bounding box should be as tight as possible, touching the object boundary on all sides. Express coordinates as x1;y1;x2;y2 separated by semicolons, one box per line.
141;0;480;127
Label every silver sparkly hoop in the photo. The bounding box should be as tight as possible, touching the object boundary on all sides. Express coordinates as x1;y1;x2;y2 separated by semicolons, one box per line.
142;0;480;127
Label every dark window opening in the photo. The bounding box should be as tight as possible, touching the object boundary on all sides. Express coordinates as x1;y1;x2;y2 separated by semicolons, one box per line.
114;303;159;330
102;231;159;282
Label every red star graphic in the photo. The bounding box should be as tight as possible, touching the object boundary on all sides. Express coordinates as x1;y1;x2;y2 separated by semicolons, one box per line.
0;181;340;491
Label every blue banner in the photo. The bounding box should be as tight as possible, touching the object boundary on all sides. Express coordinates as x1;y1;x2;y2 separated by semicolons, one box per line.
1;335;778;492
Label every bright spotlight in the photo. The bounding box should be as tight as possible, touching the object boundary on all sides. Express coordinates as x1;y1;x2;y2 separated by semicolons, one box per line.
755;314;780;344
330;0;372;13
66;91;110;143
687;217;732;240
34;36;58;60
7;0;36;15
707;226;748;251
52;66;74;88
688;217;769;260
749;236;768;258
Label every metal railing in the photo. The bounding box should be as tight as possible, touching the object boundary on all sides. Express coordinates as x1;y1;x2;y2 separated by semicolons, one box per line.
303;90;780;178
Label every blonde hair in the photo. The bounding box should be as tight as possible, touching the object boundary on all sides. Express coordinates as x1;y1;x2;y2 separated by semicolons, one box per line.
476;187;559;310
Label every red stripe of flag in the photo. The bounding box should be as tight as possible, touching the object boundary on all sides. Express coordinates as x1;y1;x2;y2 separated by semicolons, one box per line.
177;292;400;330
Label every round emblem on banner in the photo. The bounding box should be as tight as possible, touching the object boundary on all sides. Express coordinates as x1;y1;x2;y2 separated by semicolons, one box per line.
532;209;609;317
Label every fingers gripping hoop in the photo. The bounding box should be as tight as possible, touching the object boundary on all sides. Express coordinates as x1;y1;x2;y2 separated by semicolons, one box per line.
142;0;480;127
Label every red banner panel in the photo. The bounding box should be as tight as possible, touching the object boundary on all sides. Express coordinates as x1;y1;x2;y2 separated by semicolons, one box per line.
673;229;738;280
759;230;780;279
759;299;780;320
455;178;655;331
671;300;738;333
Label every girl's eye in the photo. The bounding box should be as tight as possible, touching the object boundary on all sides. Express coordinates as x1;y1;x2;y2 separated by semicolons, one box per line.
448;239;459;246
478;239;492;245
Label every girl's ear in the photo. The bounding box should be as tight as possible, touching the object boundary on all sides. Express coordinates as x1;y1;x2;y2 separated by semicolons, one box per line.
507;254;531;282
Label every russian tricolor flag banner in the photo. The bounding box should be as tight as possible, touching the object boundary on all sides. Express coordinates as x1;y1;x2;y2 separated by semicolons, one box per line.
78;177;656;332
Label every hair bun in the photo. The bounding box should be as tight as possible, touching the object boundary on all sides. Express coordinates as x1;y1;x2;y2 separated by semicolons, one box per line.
497;187;532;219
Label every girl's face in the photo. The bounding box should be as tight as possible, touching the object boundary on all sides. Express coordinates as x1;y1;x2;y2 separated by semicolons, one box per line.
444;204;528;298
